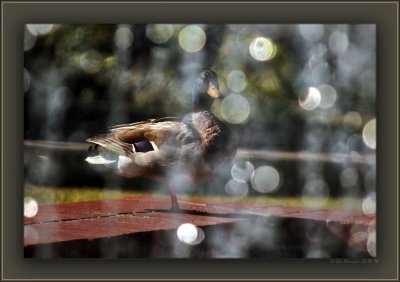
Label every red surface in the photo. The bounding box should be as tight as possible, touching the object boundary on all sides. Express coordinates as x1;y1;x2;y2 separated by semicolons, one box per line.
24;196;375;246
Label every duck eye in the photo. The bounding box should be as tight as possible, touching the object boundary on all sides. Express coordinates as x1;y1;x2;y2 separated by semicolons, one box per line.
207;82;220;98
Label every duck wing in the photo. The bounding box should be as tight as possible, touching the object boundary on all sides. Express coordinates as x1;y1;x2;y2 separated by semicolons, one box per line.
86;117;189;157
86;116;204;179
86;112;235;181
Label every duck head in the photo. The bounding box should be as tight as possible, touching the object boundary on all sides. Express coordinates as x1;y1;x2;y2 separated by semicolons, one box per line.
192;70;223;111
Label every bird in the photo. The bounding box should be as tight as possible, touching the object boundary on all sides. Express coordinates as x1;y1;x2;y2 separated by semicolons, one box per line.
85;70;236;211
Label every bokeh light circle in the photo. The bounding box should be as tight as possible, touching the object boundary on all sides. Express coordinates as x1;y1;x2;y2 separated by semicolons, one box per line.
298;24;324;42
340;167;359;189
168;171;194;193
24;197;39;218
80;50;103;74
299;87;321;111
249;37;276;61
362;119;376;150
177;223;204;245
179;25;206;53
362;192;376;215
364;168;376;193
251;165;281;194
343;111;363;131
210;99;224;120
191;227;205;245
114;26;134;50
146;24;174;44
225;179;249;198
226;70;247;92
26;24;54;36
311;61;331;84
24;26;37;51
231;160;254;183
346;134;363;152
220;94;250;124
318;84;337;109
329;30;349;56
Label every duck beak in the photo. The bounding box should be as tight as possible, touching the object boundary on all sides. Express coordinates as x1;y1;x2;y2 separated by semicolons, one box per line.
207;82;221;98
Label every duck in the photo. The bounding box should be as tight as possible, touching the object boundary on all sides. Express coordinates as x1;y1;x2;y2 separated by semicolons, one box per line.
85;70;236;210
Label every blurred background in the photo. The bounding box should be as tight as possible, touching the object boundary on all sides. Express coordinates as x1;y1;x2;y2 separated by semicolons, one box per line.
24;24;376;258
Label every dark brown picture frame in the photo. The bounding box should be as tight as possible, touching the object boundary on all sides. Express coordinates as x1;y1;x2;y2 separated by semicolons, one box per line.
1;1;398;280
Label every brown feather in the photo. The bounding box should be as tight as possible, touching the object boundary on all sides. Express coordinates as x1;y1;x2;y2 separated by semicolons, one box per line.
86;113;235;182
